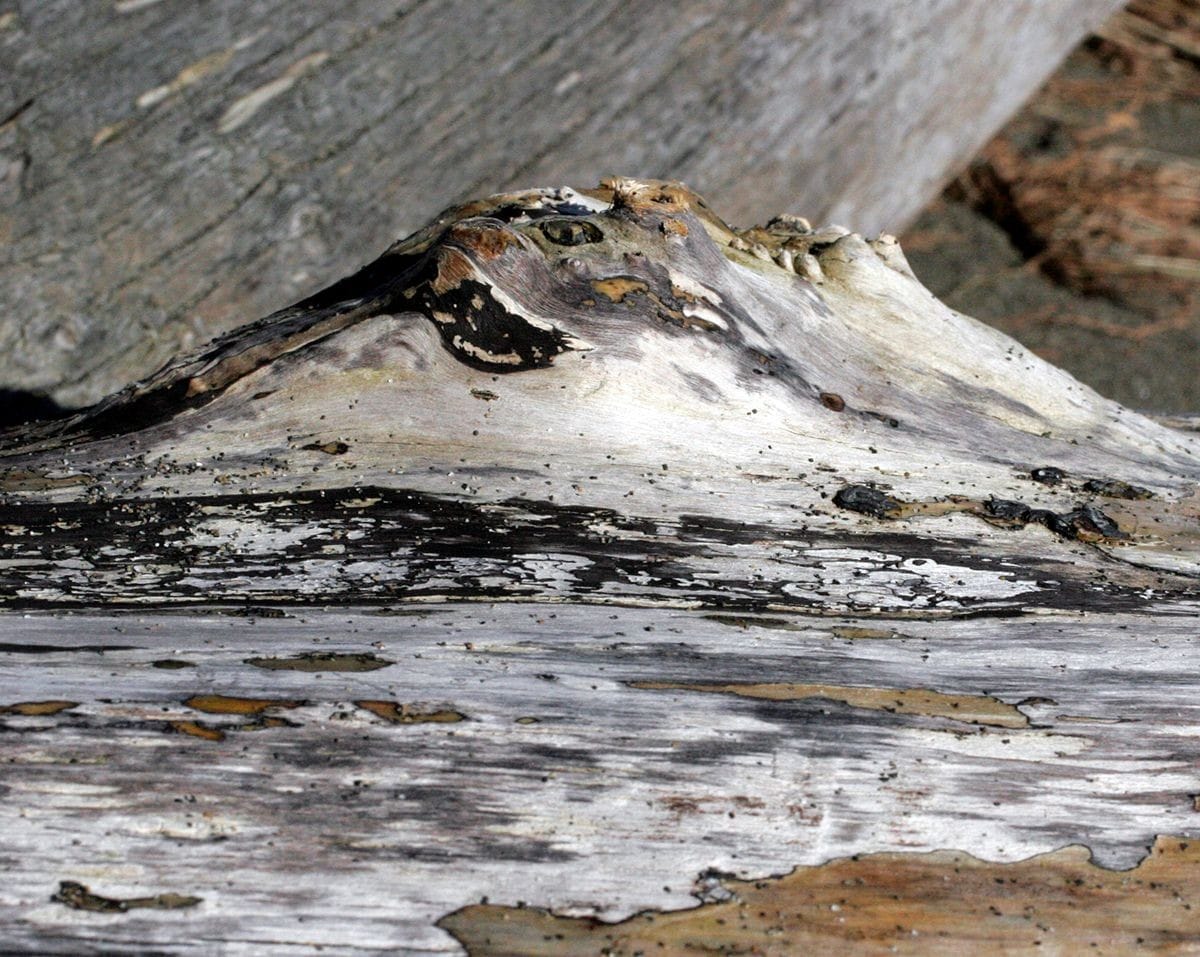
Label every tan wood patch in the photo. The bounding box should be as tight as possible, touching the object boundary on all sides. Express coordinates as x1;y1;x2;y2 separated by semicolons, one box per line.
629;680;1028;729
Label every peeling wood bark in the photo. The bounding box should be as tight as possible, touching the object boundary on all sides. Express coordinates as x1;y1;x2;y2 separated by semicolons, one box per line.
1;179;1198;953
0;0;1124;407
440;836;1200;954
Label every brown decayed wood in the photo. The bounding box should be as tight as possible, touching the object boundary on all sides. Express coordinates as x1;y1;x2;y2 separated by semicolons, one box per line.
439;837;1200;955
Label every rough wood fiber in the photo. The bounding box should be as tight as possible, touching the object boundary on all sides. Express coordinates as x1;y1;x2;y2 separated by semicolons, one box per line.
0;0;1124;407
4;608;1200;955
1;179;1198;953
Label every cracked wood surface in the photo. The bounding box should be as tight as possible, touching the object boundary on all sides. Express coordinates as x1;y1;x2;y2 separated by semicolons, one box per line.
0;0;1123;407
1;179;1199;953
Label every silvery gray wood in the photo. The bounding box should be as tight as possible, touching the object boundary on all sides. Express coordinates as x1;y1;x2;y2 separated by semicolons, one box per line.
0;0;1123;406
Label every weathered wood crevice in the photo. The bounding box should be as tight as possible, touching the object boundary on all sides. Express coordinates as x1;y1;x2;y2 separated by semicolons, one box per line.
0;484;1192;615
1;179;1197;952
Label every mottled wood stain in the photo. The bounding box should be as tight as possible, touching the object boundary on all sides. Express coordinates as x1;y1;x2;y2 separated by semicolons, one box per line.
0;700;77;716
182;693;302;715
589;276;650;303
52;881;201;914
168;718;226;742
245;651;394;672
2;605;1199;953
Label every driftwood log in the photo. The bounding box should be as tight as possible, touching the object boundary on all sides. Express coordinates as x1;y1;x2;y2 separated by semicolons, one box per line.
2;179;1199;953
0;0;1125;408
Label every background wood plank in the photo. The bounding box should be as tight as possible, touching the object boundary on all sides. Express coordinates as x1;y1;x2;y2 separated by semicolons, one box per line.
0;0;1122;406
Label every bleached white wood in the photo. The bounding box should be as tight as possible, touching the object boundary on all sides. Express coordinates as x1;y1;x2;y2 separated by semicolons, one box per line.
3;606;1200;954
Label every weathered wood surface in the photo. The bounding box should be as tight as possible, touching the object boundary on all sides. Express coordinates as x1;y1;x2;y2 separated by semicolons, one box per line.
4;607;1200;954
0;0;1124;408
2;179;1199;953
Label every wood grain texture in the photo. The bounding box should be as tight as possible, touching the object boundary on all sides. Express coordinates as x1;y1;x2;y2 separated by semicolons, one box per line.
0;0;1123;406
5;607;1200;954
1;180;1198;953
4;607;1200;954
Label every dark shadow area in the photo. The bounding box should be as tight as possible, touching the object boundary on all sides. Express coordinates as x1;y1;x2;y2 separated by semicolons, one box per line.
0;390;71;429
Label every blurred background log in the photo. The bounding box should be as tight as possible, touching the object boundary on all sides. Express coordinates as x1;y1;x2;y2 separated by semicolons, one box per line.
0;0;1122;410
904;0;1200;412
